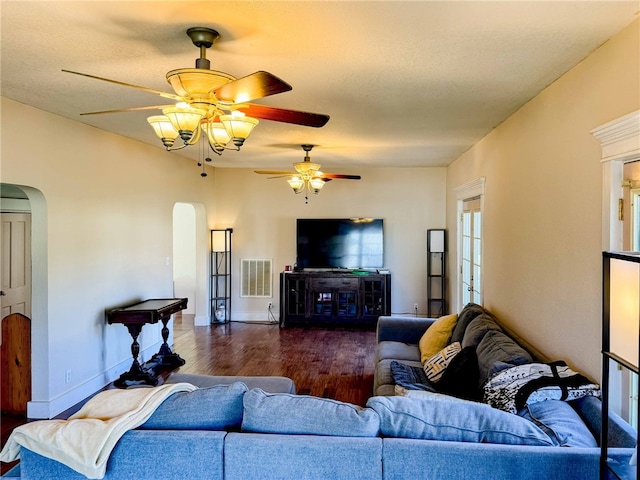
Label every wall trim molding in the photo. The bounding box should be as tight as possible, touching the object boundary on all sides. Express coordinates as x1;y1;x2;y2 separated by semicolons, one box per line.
455;177;486;200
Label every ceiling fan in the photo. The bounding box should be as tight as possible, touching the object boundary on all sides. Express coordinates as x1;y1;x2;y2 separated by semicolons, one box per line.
62;27;330;161
255;145;361;203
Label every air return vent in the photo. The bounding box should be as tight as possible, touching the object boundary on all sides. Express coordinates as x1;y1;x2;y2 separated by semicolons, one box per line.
240;259;272;298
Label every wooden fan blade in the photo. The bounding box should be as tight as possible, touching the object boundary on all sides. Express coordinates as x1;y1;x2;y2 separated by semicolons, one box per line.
79;104;175;116
62;69;182;101
238;104;330;128
214;71;292;103
254;170;297;175
321;173;362;180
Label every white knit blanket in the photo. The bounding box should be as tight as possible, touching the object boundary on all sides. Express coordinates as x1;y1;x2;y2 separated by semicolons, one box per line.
0;382;196;479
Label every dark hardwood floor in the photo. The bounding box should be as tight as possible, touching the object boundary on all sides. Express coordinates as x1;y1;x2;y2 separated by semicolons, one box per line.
1;315;376;475
169;315;376;406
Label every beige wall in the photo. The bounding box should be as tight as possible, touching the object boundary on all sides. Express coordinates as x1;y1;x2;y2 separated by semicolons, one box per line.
1;97;217;417
446;18;640;381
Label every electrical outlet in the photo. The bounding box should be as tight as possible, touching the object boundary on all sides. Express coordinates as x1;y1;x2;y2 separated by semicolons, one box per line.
414;303;419;311
65;369;72;384
268;302;273;310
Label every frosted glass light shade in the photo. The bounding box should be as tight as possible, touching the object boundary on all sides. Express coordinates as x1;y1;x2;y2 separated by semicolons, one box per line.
429;230;446;253
163;107;207;141
147;115;179;147
288;177;304;193
309;177;325;192
610;257;640;369
220;114;259;147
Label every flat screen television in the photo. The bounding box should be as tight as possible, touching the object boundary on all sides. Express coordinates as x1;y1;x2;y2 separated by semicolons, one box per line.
296;218;384;269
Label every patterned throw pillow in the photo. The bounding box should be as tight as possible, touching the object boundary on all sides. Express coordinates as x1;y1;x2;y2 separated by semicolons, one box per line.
423;342;462;382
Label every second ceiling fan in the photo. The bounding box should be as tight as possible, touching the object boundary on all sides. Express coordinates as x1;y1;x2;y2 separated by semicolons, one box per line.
255;145;361;203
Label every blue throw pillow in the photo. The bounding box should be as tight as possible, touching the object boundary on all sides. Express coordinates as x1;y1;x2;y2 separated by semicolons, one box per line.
390;361;436;392
139;382;247;430
366;395;553;446
242;388;380;437
518;400;597;447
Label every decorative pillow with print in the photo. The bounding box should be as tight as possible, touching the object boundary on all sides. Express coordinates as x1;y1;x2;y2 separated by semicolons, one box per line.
423;342;462;382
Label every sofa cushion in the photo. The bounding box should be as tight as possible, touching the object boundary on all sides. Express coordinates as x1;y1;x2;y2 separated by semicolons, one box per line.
366;395;553;446
461;314;502;349
436;345;482;401
419;313;458;361
390;361;436;391
476;330;533;384
449;303;488;344
377;341;421;362
518;400;597;447
242;388;380;437
422;342;461;382
139;382;247;430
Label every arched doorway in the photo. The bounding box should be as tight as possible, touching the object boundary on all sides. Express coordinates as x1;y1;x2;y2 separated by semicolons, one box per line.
172;202;210;326
0;183;49;418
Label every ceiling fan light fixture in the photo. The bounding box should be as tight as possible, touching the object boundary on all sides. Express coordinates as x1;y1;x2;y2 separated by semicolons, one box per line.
147;115;180;148
65;27;329;177
162;106;207;142
220;113;259;147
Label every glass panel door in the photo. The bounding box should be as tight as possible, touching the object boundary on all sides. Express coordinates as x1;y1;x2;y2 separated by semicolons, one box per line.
460;197;482;305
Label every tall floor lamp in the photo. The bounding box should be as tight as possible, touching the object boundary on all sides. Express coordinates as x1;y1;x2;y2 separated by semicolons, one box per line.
601;251;640;480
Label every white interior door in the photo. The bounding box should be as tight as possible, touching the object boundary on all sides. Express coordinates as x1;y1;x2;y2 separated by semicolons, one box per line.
1;213;32;319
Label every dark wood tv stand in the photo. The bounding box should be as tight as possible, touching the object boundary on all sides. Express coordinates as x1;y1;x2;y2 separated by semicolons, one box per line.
280;271;391;327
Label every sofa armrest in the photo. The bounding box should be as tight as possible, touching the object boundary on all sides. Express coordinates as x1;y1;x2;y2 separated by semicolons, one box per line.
376;316;436;344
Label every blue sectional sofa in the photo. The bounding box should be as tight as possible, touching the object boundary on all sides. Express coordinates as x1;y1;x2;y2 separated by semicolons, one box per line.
5;304;637;480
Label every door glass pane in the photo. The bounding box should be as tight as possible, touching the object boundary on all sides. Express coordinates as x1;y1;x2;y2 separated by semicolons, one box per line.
474;211;482;236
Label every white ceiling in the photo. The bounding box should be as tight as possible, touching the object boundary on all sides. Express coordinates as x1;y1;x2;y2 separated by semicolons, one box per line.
1;1;638;171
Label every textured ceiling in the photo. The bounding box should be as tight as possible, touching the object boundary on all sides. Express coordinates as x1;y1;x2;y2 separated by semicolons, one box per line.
1;1;638;171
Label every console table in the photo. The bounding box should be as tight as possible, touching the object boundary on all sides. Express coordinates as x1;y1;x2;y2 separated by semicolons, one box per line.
107;297;187;388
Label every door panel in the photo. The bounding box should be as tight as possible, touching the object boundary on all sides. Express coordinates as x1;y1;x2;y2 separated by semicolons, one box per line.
0;213;31;318
1;313;31;414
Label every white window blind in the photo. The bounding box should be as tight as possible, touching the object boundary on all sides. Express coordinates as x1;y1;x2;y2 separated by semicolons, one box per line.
240;259;272;298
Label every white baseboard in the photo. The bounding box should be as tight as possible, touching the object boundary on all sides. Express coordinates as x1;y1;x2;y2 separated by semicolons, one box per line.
27;342;162;419
229;310;280;323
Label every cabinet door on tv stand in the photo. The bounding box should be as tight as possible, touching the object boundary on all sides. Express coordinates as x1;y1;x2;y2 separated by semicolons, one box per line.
281;273;308;326
361;276;391;322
